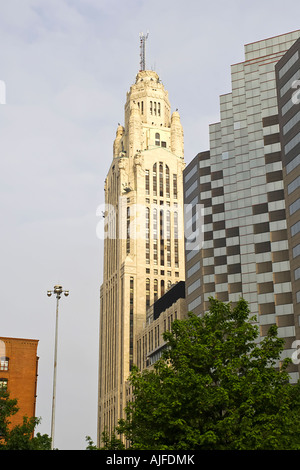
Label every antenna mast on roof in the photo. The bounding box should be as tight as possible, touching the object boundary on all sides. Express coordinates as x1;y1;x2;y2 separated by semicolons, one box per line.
139;31;149;71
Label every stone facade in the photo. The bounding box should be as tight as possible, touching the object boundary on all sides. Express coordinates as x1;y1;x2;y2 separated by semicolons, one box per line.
98;70;186;442
125;286;187;410
135;283;187;372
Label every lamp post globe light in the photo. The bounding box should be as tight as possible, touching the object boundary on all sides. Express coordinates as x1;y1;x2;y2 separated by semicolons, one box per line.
47;285;69;450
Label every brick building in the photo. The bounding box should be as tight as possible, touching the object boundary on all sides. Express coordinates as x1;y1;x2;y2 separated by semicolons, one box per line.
0;337;39;428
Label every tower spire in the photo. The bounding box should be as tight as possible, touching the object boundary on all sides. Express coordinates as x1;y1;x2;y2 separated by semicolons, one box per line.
139;32;149;71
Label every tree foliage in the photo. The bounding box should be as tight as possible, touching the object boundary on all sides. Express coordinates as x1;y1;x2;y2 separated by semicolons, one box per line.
86;428;125;450
85;429;125;450
0;389;51;450
100;428;125;449
117;297;300;450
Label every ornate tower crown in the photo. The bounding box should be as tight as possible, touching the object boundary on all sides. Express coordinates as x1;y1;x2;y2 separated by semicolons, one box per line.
112;34;184;159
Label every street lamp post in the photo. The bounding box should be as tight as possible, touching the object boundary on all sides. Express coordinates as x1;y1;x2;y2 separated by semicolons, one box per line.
47;285;69;450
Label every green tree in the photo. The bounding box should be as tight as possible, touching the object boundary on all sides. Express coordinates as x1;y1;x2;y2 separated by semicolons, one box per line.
117;297;300;450
86;428;125;450
0;389;51;450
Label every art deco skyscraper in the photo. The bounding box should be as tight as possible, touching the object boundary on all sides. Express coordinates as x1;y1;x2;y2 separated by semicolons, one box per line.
97;47;185;441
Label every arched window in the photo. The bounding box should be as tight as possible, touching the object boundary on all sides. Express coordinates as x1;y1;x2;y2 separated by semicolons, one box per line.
159;163;164;197
174;211;179;268
173;174;177;199
154;279;158;302
129;277;134;371
153;163;157;196
145;207;150;264
153;208;158;265
166;210;171;267
126;206;130;254
146;279;150;308
160;208;164;266
145;169;149;195
165;165;170;198
155;133;160;146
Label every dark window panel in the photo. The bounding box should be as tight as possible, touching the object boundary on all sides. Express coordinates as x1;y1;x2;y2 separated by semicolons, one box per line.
213;238;226;248
202;247;214;258
267;189;285;202
253;222;270;234
203;282;215;292
264;133;280;145
204;231;213;241
262;115;279;127
272;250;290;262
204;214;212;224
253;203;268;215
275;292;293;305
256;261;272;273
266;170;283;183
274;271;291;283
227;263;241;274
277;314;295;327
203;265;214;275
213;220;226;231
197;151;210;161
255;241;271;254
265;151;282;164
226;245;240;256
269;209;286;222
270;229;288;242
199;167;211;176
200;198;212;208
199;182;211;192
216;292;229;301
212;203;225;214
211;170;223;181
229;282;242;293
214;255;227;266
226;227;239;237
258;282;274;294
215;273;228;283
211;187;224;197
259;302;275;315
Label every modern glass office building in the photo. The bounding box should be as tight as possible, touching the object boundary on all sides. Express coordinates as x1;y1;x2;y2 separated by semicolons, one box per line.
184;30;300;382
276;36;300;357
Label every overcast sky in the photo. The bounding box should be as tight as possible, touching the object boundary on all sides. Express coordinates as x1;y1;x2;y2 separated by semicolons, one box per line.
0;0;300;450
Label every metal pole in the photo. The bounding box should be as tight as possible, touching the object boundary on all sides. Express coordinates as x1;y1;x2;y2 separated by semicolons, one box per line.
47;285;69;450
51;293;59;450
